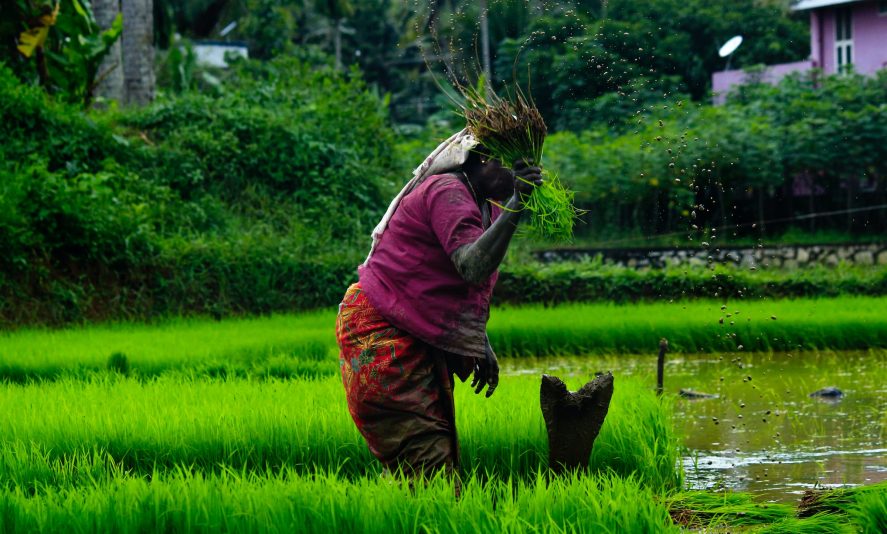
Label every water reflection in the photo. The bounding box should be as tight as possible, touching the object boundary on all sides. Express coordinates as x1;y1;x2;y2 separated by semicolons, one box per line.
502;350;887;502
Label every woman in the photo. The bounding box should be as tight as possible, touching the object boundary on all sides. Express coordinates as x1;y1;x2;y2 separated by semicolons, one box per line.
336;129;542;479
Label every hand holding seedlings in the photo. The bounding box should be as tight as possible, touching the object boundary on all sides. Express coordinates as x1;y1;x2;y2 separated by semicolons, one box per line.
513;159;543;198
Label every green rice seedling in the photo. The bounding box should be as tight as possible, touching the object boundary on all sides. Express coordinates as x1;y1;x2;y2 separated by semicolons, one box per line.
0;311;334;381
107;352;129;375
460;88;581;242
799;481;887;517
0;375;680;491
664;491;793;528
2;296;887;381
486;296;887;357
849;488;887;534
752;514;855;534
0;470;679;534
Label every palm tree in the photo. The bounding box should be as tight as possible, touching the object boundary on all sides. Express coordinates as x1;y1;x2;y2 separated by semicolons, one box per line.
312;0;355;70
122;0;155;105
92;0;124;104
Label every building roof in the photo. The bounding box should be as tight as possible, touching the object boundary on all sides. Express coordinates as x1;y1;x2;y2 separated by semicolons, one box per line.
792;0;861;11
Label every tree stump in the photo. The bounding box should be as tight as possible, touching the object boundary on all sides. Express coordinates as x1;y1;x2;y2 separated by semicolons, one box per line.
540;372;614;473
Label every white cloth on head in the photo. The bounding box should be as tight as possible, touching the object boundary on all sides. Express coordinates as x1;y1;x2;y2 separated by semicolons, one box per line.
362;129;478;265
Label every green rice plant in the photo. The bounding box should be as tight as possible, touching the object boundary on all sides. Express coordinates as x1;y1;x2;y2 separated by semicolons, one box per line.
752;514;855;534
0;375;680;492
460;88;580;242
849;488;887;534
0;311;334;381
3;296;887;381
799;482;887;518
486;296;887;357
517;170;581;242
664;491;793;528
0;470;678;534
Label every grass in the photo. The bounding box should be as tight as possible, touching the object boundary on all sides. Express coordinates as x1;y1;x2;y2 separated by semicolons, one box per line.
2;307;886;531
2;296;887;380
0;312;332;382
488;296;887;356
663;488;887;533
850;488;887;534
664;491;794;528
0;470;678;534
0;375;681;492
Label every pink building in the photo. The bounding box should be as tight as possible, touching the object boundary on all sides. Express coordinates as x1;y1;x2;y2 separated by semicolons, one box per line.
712;0;887;101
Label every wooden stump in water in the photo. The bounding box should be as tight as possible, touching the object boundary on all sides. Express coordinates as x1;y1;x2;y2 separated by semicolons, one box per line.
540;372;614;473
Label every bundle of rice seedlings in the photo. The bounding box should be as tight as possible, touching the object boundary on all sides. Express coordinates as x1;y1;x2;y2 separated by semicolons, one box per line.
460;89;581;242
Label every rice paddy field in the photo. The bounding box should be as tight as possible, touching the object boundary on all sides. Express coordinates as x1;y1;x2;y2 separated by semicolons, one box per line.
2;296;887;532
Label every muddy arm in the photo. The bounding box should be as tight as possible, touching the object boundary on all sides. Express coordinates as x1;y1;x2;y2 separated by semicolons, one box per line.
450;193;523;285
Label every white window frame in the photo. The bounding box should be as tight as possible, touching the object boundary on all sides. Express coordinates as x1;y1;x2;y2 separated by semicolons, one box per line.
835;7;853;74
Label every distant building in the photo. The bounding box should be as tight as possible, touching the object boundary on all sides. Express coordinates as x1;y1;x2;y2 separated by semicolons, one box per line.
193;41;249;68
712;0;887;102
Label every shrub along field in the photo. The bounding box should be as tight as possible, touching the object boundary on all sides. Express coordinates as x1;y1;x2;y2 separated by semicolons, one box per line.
0;59;392;327
2;58;886;328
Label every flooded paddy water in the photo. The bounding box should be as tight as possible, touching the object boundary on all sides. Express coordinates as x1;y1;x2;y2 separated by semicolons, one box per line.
503;350;887;503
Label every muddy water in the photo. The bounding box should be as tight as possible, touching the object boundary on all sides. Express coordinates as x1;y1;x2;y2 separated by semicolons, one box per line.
502;350;887;502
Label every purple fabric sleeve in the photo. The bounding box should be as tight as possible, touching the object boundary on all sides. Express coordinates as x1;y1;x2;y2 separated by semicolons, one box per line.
423;175;485;257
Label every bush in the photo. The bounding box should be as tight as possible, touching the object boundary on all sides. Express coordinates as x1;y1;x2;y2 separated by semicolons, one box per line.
0;57;392;327
493;261;887;305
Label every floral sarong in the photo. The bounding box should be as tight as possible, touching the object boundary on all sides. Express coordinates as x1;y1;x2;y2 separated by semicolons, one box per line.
336;282;459;474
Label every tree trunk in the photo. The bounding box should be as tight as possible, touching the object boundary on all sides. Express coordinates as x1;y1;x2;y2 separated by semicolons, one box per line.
122;0;155;106
757;187;766;233
541;373;614;474
479;0;492;96
785;173;794;234
878;174;887;233
808;175;816;232
92;0;124;105
334;19;342;70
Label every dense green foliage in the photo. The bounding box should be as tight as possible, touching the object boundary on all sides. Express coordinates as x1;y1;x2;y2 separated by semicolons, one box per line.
0;59;392;325
0;0;122;106
495;261;887;304
542;70;887;239
146;0;808;126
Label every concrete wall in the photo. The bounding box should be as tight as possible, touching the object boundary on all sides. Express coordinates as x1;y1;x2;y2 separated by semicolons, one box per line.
712;61;813;103
814;0;887;75
536;243;887;269
851;0;887;74
713;0;886;100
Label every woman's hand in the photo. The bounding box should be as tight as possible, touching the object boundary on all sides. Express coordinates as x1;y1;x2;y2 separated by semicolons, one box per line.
513;159;543;197
472;339;499;397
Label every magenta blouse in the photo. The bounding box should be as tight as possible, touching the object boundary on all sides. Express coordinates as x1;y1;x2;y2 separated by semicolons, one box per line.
358;173;499;359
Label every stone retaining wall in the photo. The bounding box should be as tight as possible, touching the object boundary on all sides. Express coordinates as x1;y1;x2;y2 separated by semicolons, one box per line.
535;243;887;269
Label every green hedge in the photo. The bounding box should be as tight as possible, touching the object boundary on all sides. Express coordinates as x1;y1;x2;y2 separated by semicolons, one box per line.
6;249;887;327
0;246;357;326
494;261;887;304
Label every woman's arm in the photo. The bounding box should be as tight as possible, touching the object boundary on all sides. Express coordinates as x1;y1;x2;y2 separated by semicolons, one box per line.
450;193;523;284
450;162;542;284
